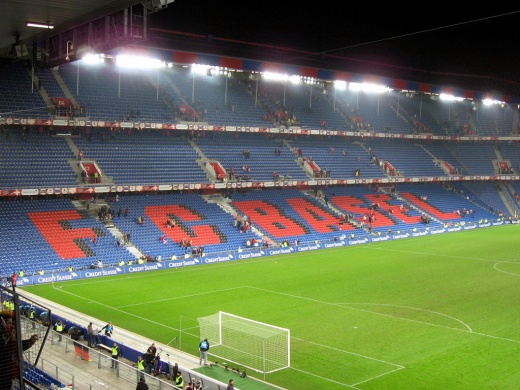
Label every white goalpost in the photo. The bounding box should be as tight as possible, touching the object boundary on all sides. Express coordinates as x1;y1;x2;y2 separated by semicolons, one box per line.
197;311;290;374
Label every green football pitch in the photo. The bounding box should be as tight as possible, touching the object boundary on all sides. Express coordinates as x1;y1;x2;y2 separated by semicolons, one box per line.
21;224;520;389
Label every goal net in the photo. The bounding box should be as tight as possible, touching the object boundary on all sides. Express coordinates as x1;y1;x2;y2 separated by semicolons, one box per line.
197;311;290;374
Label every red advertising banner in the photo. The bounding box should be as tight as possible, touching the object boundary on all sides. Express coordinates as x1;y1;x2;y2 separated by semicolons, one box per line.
53;97;73;107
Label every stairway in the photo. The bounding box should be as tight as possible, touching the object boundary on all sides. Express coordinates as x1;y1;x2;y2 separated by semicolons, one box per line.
72;200;143;259
496;183;520;217
52;68;77;105
203;193;274;244
188;139;220;182
64;135;115;185
492;144;512;174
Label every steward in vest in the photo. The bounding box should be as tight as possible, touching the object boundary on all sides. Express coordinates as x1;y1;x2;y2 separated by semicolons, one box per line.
111;342;120;368
29;308;36;329
137;355;145;372
175;371;184;389
55;320;64;341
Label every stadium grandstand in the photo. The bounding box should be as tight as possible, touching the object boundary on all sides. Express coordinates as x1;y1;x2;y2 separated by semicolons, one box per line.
0;2;519;389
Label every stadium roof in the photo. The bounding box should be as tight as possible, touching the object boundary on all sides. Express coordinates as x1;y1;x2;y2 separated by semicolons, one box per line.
146;5;520;100
1;2;519;101
0;0;142;61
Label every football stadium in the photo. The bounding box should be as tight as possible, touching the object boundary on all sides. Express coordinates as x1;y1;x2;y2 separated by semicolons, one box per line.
0;2;519;390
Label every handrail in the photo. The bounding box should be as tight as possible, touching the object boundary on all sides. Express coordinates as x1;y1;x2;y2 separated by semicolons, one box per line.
19;303;233;390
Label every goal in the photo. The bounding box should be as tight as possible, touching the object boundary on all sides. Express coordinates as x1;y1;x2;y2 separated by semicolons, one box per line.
197;311;290;374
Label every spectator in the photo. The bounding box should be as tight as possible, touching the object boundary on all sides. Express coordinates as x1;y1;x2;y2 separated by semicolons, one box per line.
171;362;180;379
136;376;149;390
199;338;210;365
69;326;83;341
87;322;95;347
101;321;113;337
0;314;39;390
144;343;157;374
226;379;235;390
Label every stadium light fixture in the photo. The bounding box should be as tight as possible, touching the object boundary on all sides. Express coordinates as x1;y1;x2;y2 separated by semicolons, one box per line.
439;93;463;102
334;80;347;90
349;82;390;94
27;22;54;29
482;98;505;106
82;54;103;65
262;72;289;82
115;55;165;69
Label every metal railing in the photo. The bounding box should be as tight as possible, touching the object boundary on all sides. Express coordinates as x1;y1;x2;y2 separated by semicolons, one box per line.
32;328;230;390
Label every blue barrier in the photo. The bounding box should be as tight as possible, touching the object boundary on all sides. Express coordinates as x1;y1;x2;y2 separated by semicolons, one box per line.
13;219;512;287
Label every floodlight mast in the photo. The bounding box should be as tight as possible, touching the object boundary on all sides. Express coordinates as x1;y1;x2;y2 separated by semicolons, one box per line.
65;41;73;61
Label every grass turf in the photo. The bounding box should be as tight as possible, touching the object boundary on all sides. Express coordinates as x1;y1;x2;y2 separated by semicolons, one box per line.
21;224;520;389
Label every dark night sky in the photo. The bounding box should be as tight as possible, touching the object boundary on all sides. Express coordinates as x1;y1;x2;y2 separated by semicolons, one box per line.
150;3;520;96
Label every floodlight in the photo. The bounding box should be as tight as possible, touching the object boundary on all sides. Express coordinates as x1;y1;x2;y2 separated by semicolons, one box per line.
27;22;54;29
